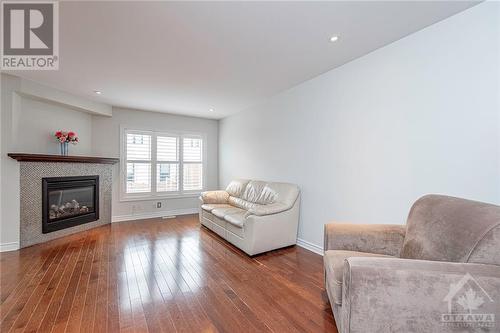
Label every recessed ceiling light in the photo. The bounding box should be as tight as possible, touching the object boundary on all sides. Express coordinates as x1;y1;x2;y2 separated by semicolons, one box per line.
94;90;102;95
330;36;339;42
209;108;214;112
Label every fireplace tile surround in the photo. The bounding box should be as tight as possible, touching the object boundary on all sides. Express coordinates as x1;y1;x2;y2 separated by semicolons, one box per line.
9;154;118;248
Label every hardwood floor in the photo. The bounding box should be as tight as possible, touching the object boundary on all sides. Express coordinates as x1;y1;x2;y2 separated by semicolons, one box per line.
1;214;337;333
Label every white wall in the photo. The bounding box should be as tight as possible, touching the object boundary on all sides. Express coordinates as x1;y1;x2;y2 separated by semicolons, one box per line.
0;74;21;250
91;107;219;221
17;98;92;155
219;2;500;250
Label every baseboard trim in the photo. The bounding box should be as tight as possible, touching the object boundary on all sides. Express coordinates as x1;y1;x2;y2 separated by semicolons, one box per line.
297;238;323;256
112;208;198;223
0;241;20;252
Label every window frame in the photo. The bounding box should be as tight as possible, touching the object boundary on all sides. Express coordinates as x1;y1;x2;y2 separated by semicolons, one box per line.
120;126;207;202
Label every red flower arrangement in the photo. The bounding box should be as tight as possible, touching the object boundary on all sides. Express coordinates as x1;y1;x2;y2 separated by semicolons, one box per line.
54;130;79;144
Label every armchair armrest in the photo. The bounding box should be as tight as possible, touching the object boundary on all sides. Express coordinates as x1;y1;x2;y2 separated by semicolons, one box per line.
324;223;405;256
247;202;290;216
341;257;500;333
200;190;229;204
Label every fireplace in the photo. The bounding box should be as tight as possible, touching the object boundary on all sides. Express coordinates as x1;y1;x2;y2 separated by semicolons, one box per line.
42;176;99;233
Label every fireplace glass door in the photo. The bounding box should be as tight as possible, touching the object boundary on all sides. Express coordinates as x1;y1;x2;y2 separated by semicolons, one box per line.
42;176;99;233
48;186;95;220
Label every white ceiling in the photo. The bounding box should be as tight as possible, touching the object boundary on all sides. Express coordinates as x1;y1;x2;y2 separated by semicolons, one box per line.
8;1;479;119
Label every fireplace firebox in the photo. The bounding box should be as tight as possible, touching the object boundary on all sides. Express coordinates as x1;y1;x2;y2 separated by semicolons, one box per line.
42;176;99;233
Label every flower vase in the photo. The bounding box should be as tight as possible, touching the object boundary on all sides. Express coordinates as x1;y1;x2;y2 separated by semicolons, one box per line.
60;142;69;156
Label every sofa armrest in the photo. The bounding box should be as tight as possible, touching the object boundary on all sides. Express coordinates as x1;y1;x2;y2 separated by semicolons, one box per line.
199;190;229;204
324;223;405;256
341;257;500;333
243;200;300;255
247;202;290;216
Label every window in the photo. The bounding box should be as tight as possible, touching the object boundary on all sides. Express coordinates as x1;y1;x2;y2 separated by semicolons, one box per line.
122;129;205;199
183;137;203;191
125;133;151;193
156;135;179;192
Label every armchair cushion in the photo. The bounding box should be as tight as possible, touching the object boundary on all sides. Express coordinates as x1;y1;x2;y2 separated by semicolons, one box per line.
468;225;500;266
324;223;406;257
200;190;229;204
400;195;500;263
324;250;393;305
342;257;500;332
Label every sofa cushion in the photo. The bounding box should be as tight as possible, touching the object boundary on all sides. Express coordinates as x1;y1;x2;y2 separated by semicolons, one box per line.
242;180;268;203
225;180;249;198
247;203;289;216
226;220;244;238
201;204;232;212
265;182;300;206
230;180;300;207
400;195;500;263
228;196;257;211
224;211;246;227
324;250;393;305
212;207;246;219
200;191;229;204
256;185;277;205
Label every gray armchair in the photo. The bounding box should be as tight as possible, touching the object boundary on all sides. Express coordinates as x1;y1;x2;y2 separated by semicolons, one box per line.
324;195;500;333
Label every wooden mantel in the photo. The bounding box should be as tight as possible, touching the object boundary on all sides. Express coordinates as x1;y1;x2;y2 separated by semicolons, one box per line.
8;153;120;164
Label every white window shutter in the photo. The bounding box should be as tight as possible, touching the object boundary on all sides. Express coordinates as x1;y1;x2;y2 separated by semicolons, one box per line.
183;137;203;191
157;136;179;192
126;133;152;193
123;131;204;197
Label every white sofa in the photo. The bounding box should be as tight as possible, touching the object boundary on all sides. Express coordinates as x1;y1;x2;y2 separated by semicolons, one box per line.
199;179;300;255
